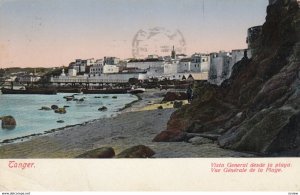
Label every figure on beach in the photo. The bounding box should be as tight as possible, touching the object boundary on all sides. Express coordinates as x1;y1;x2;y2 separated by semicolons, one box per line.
186;85;193;103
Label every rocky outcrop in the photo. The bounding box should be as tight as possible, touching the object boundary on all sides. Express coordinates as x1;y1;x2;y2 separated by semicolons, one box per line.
162;92;187;102
116;145;155;158
54;107;66;114
98;106;108;111
39;106;51;111
76;147;115;158
157;105;163;109
0;115;16;129
173;101;183;108
188;137;214;145
154;0;300;156
51;105;59;110
153;130;187;142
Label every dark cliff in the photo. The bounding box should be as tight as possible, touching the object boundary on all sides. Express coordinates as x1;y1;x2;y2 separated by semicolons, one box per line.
153;0;300;156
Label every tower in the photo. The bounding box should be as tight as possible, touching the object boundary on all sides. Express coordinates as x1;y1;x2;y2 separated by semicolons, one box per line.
61;68;66;77
171;45;176;59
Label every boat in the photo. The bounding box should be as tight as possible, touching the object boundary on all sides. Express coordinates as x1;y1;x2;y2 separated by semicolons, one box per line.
0;87;57;95
127;87;146;94
56;88;82;93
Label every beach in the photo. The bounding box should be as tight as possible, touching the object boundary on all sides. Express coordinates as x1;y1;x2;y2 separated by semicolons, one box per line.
0;89;254;158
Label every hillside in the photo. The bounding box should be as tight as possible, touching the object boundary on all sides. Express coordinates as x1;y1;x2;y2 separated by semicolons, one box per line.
153;0;300;156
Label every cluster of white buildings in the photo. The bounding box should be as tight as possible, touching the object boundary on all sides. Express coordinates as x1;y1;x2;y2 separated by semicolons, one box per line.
51;48;247;85
3;71;42;83
51;49;246;85
51;25;261;85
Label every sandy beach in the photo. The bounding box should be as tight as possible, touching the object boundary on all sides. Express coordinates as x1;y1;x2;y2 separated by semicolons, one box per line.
0;89;254;158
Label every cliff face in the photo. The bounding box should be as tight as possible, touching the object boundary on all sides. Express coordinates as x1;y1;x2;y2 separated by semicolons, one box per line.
153;0;300;156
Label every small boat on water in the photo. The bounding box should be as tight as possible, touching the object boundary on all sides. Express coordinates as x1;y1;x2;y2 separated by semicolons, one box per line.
56;88;82;93
128;87;146;94
0;87;57;95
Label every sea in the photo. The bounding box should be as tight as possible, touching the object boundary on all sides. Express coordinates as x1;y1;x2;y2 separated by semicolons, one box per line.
0;93;137;142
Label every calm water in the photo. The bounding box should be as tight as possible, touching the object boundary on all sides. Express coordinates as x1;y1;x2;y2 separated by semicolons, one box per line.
0;93;137;142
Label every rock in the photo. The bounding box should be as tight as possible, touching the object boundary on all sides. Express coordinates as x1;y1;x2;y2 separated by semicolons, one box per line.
94;96;101;98
76;147;115;158
98;106;108;111
188;137;213;145
112;96;118;99
54;108;66;114
102;96;109;98
152;131;187;142
63;105;70;108
116;145;155;158
56;120;64;123
66;96;74;101
218;108;300;154
78;98;84;102
153;0;300;155
0;115;16;129
173;101;183;108
186;133;220;141
217;128;226;134
157;105;163;109
162;92;188;102
51;105;59;110
40;106;51;111
63;95;74;99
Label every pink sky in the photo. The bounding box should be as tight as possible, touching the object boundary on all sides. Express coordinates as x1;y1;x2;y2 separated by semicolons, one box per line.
0;0;268;68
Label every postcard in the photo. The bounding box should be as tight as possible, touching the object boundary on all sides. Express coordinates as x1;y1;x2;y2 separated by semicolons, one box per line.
0;0;300;192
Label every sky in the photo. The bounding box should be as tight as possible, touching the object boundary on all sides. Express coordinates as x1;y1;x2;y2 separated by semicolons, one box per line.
0;0;268;68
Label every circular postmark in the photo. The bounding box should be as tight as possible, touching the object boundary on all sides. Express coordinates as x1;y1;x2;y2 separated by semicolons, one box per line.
132;27;186;59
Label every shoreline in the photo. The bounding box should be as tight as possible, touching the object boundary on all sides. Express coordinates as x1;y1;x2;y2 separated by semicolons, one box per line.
0;89;255;158
0;93;143;145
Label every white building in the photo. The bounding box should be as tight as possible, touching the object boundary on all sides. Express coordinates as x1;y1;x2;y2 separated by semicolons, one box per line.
177;58;191;73
90;59;103;76
190;53;210;72
51;72;146;84
229;49;248;74
18;75;41;83
69;59;87;74
145;66;164;78
127;58;164;70
68;69;77;76
163;61;178;75
86;58;95;66
104;57;120;65
103;64;119;74
147;54;159;59
176;54;188;60
208;51;232;85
